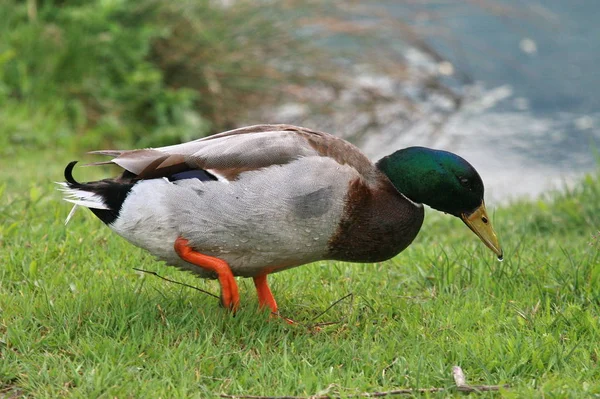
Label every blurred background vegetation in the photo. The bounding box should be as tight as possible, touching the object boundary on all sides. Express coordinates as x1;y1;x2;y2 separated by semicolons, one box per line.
0;0;492;154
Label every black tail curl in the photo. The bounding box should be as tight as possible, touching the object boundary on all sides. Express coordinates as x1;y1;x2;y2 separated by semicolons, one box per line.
62;160;135;225
64;161;83;188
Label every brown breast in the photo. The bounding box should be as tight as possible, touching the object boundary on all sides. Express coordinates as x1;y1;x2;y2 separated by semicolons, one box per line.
326;174;424;263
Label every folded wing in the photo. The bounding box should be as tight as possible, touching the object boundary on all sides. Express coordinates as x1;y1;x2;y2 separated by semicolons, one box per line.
90;124;375;182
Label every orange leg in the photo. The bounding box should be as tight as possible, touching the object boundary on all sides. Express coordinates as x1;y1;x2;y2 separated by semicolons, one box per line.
253;274;296;324
253;274;278;313
174;237;240;311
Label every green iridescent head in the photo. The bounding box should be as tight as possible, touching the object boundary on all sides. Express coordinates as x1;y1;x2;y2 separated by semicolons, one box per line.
376;146;502;259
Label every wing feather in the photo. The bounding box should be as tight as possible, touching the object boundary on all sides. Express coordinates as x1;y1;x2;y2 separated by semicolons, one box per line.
88;124;375;182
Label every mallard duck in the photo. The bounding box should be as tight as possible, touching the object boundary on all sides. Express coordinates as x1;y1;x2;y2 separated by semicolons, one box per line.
60;124;502;313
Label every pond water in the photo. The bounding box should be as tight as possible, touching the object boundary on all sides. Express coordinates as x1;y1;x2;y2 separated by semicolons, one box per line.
363;0;600;204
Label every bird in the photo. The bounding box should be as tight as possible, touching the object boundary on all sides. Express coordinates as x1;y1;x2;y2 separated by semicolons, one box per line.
59;124;502;314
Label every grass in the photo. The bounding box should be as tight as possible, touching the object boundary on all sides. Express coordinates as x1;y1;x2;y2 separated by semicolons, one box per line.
1;140;599;398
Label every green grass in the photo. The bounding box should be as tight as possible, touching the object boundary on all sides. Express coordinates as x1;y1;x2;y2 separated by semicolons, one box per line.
1;142;599;398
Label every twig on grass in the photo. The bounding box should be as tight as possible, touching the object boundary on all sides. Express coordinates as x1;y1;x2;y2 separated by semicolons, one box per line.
0;384;25;399
132;268;220;300
311;293;354;322
309;293;354;329
220;365;509;398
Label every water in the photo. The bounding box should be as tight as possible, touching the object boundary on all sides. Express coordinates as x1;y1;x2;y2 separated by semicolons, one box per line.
364;0;600;204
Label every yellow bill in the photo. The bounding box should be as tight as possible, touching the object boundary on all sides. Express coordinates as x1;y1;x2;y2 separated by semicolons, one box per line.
460;201;503;260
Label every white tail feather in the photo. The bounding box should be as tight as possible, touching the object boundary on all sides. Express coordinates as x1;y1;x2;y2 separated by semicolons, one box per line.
63;198;109;209
65;204;79;225
56;182;109;224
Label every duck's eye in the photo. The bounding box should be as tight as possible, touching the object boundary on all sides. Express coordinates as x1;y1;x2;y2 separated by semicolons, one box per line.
482;216;488;224
459;177;470;187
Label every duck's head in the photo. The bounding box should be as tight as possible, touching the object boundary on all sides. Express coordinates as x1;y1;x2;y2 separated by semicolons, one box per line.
376;146;503;260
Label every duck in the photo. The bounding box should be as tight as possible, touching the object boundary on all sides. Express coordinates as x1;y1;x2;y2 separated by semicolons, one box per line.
60;124;502;314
